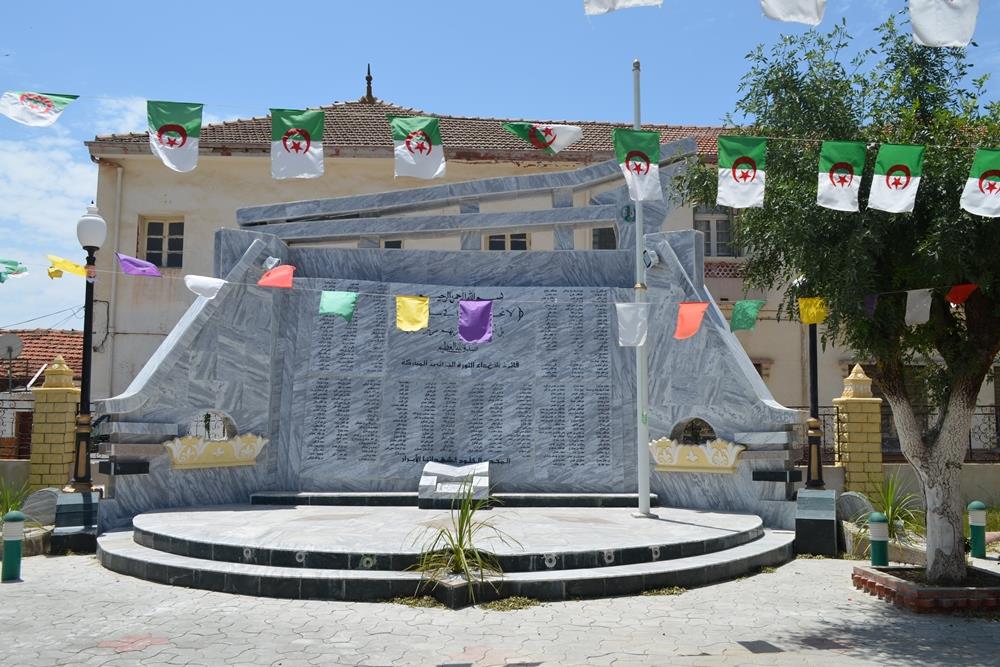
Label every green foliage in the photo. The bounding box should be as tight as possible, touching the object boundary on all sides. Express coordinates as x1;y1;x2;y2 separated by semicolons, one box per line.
480;596;541;611
411;483;519;604
0;479;31;524
677;15;1000;422
390;595;446;609
641;586;686;596
860;472;923;544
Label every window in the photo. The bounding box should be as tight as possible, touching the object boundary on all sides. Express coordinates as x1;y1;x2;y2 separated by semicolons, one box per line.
592;227;617;250
141;219;184;268
382;239;403;249
486;232;529;251
693;206;737;257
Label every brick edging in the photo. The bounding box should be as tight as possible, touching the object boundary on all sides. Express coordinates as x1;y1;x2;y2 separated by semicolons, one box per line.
852;565;1000;613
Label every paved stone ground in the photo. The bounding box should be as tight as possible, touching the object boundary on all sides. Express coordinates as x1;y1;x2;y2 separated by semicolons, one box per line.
2;555;998;666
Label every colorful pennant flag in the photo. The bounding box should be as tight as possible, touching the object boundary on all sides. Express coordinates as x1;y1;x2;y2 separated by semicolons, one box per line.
760;0;826;26
0;259;27;278
389;116;446;180
717;137;767;209
47;255;86;278
612;128;662;202
0;91;77;127
583;0;661;14
458;300;493;344
396;295;429;332
905;288;932;326
115;253;161;277
730;300;765;332
960;148;1000;218
615;303;650;347
257;265;295;288
674;302;709;340
910;0;979;48
319;291;358;322
946;283;978;305
817;141;866;212
868;144;924;213
798;297;828;325
271;108;324;180
863;294;879;317
148;101;203;173
47;267;63;279
184;275;226;300
502;122;583;154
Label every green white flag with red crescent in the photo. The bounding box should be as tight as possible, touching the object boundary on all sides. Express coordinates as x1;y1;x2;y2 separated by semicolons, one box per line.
717;136;767;209
388;116;445;180
760;0;826;26
271;108;324;180
910;0;979;48
148;100;203;173
612;128;662;202
868;144;924;213
502;123;583;154
816;141;866;212
0;91;77;127
960;148;1000;218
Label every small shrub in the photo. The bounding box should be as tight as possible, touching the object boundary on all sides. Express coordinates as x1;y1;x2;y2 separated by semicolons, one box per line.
0;479;32;526
855;472;922;545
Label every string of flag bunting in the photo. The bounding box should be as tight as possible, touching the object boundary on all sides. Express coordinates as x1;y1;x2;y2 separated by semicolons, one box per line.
585;0;981;50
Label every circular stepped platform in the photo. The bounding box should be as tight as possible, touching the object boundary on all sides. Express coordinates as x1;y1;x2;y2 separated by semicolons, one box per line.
98;505;794;609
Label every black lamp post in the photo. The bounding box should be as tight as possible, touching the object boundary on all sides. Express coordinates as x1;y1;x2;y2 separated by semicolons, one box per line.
805;322;825;489
65;204;106;493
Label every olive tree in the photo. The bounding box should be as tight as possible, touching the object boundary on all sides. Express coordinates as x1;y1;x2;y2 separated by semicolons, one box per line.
680;18;1000;583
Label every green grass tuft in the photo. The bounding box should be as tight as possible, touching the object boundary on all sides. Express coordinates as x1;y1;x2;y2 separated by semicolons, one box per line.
390;596;446;609
641;586;686;596
480;596;540;611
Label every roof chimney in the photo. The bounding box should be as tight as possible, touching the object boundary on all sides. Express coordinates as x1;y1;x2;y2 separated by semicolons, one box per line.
361;64;375;103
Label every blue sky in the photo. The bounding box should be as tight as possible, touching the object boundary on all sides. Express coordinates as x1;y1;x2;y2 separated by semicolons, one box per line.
1;0;997;329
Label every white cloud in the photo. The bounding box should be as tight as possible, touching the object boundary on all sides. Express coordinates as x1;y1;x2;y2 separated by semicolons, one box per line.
92;96;147;136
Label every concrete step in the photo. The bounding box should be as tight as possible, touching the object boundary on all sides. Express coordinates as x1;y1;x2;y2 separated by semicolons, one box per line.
97;529;794;609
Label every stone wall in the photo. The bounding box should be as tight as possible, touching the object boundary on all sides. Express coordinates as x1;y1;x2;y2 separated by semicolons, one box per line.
832;365;884;498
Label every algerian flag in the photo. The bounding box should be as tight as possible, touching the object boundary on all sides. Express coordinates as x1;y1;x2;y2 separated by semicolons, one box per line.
717;136;766;209
960;148;1000;218
868;144;925;214
611;128;662;202
816;141;866;212
388;116;445;179
760;0;826;25
910;0;979;48
584;0;661;14
0;91;77;127
271;108;324;179
148;101;203;173
502;122;583;153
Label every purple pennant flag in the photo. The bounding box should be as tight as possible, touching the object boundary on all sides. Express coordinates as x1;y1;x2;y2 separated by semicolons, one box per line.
116;252;161;277
863;294;878;317
458;300;493;344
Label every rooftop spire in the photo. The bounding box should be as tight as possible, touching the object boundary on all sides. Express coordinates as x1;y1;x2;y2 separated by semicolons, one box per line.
361;64;375;103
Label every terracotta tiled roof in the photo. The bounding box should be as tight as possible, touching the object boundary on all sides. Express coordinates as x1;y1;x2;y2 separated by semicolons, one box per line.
0;329;82;383
88;99;724;159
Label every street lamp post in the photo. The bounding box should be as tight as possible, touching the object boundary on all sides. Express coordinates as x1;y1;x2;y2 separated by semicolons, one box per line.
805;322;825;488
65;205;106;493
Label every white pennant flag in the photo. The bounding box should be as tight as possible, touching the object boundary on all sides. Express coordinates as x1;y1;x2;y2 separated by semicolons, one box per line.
904;289;933;326
615;303;650;347
910;0;979;48
184;275;227;300
760;0;826;26
584;0;661;15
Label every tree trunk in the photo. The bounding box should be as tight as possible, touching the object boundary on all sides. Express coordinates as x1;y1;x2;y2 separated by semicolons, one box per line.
885;390;972;584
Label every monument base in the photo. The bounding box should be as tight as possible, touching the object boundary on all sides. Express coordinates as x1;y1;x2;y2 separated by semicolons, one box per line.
97;503;794;609
50;492;101;555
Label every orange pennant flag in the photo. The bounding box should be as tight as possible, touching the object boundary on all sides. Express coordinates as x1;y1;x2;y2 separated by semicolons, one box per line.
257;264;295;288
674;301;709;340
945;283;977;305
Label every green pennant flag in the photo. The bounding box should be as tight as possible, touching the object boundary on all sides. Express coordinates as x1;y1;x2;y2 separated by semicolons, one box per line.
611;128;662;201
148;100;203;173
717;136;767;209
319;291;358;322
868;144;924;213
730;300;765;332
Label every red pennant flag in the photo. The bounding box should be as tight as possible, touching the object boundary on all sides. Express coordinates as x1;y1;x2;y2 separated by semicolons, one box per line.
674;302;709;340
945;283;978;305
257;264;295;288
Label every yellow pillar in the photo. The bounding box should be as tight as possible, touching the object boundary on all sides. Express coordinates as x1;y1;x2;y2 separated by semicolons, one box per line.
832;364;884;498
28;356;80;490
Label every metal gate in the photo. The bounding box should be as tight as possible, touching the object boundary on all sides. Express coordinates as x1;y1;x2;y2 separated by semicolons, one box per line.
0;391;33;459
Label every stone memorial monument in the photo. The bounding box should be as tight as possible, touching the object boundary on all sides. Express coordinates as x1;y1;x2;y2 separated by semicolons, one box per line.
95;138;804;531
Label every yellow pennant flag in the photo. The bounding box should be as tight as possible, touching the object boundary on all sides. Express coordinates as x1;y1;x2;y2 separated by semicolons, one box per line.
47;255;86;278
798;297;828;325
396;295;429;332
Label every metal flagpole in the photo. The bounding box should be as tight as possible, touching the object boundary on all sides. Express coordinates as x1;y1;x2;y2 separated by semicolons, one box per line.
632;59;653;517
